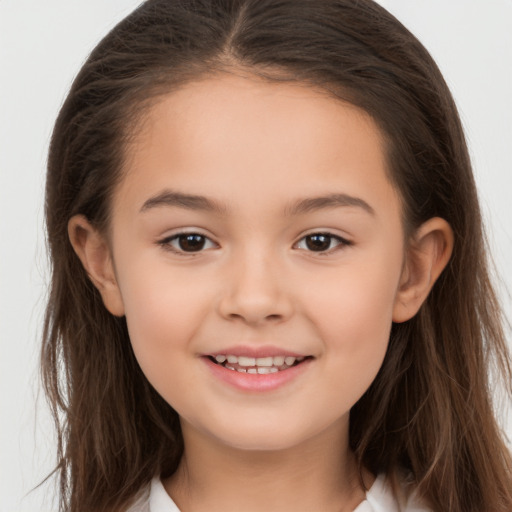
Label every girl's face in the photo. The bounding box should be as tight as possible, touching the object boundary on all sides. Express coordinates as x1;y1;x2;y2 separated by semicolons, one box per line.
106;74;409;451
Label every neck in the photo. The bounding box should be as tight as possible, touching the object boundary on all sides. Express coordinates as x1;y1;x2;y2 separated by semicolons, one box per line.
164;418;372;512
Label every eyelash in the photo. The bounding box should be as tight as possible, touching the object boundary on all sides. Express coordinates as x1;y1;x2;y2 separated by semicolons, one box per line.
158;231;352;256
158;232;217;255
294;232;352;254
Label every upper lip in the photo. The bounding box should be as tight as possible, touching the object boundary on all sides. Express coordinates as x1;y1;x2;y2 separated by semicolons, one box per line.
204;345;310;358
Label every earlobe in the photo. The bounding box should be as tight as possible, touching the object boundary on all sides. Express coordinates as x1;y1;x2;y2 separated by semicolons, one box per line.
68;215;125;317
392;217;453;323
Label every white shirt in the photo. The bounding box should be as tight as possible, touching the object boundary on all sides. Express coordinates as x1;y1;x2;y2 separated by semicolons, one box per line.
127;474;431;511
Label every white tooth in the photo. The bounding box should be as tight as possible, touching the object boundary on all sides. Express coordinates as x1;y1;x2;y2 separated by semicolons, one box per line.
256;357;273;366
269;367;279;373
247;368;258;374
238;356;256;366
237;368;247;373
284;356;296;366
297;356;305;362
227;355;238;364
225;365;236;371
272;356;285;366
215;355;227;363
257;367;272;374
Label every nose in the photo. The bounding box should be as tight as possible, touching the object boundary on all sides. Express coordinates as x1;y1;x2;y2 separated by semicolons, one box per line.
217;248;294;326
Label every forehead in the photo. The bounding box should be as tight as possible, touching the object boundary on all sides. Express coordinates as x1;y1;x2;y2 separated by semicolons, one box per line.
116;73;400;219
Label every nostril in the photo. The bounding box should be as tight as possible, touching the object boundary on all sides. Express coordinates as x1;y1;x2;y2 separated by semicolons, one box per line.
217;277;293;325
225;312;284;324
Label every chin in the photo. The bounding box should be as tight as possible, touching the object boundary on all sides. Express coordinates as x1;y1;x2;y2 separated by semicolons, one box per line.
202;416;327;453
224;434;301;452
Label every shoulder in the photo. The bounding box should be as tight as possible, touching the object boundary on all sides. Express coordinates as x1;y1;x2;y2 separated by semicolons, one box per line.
125;478;180;512
126;474;430;512
123;484;151;512
355;474;432;512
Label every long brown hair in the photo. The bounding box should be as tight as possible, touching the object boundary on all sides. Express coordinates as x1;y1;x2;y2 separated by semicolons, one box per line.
42;1;512;510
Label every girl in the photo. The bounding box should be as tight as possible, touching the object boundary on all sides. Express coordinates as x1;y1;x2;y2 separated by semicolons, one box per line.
41;0;512;511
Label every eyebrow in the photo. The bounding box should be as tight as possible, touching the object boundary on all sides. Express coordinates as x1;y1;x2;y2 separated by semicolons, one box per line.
140;190;228;214
140;189;375;217
285;193;375;216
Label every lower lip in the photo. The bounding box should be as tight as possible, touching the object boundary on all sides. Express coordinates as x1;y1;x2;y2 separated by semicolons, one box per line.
203;357;312;392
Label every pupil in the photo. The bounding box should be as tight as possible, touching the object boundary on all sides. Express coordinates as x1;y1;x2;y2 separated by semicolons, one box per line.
306;234;331;251
179;234;205;252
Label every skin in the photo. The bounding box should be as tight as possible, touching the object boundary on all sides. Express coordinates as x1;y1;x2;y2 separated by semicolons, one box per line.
69;73;453;512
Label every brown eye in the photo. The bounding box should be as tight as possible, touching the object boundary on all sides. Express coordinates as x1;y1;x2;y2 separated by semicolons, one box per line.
161;233;216;253
177;234;206;251
305;234;331;251
295;233;350;253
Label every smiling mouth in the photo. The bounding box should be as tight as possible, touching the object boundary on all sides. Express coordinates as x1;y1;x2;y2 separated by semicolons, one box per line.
208;354;312;374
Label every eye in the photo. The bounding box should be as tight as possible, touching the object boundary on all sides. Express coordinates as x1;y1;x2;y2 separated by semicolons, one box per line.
295;232;350;253
160;233;217;253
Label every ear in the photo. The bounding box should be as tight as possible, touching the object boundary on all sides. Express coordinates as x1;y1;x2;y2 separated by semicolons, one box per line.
68;215;125;317
392;217;453;323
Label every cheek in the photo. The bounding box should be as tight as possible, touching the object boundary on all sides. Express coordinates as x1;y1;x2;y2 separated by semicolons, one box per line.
310;259;399;333
115;261;209;375
315;279;396;412
304;251;402;383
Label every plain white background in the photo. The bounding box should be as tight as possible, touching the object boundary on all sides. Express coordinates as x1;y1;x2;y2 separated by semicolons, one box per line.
1;1;511;510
